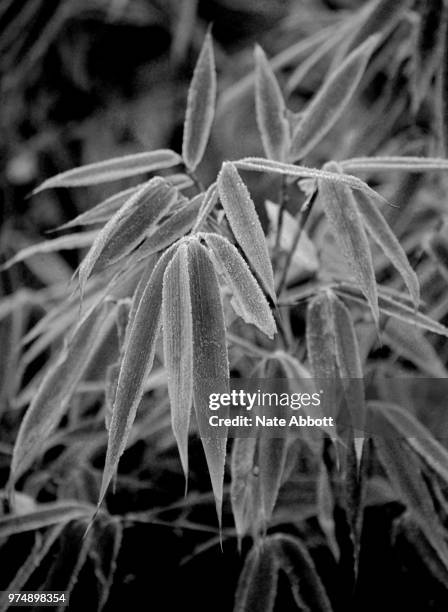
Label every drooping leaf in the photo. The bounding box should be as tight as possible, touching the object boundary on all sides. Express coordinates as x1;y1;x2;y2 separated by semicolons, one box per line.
204;233;276;338
1;231;98;271
137;194;203;260
271;534;333;611
329;293;366;463
369;401;448;486
306;292;338;441
217;162;275;300
230;437;258;541
182;28;216;171
79;177;177;291
0;502;93;539
289;36;378;162
10;302;116;484
234;543;279;612
33;149;182;192
191;183;217;232
354;188;419;306
335;285;448;337
254;45;289;161
234;157;386;204
98;246;178;506
162;244;193;479
318;164;378;323
187;239;229;522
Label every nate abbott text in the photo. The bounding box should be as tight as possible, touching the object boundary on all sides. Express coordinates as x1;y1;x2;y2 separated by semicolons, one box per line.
209;415;335;428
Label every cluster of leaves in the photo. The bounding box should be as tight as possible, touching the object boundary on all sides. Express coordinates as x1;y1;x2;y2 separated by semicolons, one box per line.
2;1;448;609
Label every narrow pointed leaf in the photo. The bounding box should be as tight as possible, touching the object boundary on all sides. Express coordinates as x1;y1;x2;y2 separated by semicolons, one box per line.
340;156;448;172
336;286;448;337
329;293;365;462
319;165;378;323
182;29;216;171
217;162;275;300
306;292;338;440
204;233;276;338
10;302;116;484
1;231;98;271
98;246;178;506
234;157;386;204
289;36;378;162
162;244;193;478
33;149;182;192
188;240;229;521
79;177;177;290
355;189;419;306
138;194;203;259
254;45;289;161
234;544;279;612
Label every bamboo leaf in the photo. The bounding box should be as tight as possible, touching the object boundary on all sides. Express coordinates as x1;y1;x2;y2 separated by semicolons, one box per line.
182;28;216;171
137;194;203;259
10;302;116;484
319;165;378;323
204;233;276;338
254;45;289;161
0;502;92;539
234;543;279;612
369;401;448;486
340;156;448;172
289;36;378;162
79;177;177;291
230;437;258;540
191;183;217;232
188;240;229;522
217;162;275;300
1;231;98;271
271;534;333;612
329;293;366;463
98;246;178;506
33;149;182;192
55;174;193;231
234;157;386;204
354;189;419;306
162;244;193;479
335;285;448;337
